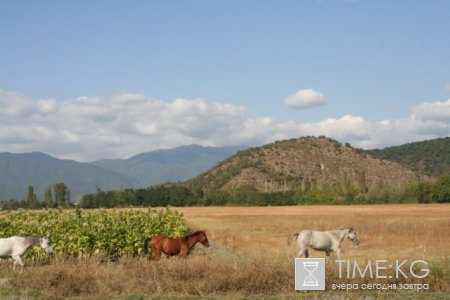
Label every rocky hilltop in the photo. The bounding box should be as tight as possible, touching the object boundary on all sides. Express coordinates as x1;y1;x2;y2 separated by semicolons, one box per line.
191;137;429;195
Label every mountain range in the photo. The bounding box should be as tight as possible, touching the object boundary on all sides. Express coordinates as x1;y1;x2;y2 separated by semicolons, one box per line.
1;136;448;202
0;145;243;201
92;145;245;187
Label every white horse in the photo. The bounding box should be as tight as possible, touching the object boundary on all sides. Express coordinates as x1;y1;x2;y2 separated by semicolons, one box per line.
288;227;360;259
0;236;53;271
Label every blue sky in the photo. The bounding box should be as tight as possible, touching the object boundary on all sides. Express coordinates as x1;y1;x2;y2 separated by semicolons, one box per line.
1;1;450;161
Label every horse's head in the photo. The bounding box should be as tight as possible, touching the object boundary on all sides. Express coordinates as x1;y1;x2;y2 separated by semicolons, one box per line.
40;236;53;255
346;227;360;245
198;231;210;248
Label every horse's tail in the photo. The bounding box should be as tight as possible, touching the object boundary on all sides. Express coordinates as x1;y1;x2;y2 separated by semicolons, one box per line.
143;237;151;255
287;232;299;246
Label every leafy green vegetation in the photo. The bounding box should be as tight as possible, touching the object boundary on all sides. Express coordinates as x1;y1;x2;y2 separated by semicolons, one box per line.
432;174;450;203
0;208;187;259
367;137;450;177
65;174;450;207
2;173;448;210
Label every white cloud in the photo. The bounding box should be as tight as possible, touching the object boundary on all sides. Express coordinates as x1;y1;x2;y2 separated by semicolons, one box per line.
37;99;57;113
284;88;326;109
411;99;450;122
0;88;449;161
0;90;263;161
0;90;37;118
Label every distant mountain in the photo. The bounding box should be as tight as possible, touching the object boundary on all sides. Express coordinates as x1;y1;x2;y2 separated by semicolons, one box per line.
92;145;245;187
0;145;245;202
0;152;138;201
4;138;446;203
366;137;450;177
187;137;428;195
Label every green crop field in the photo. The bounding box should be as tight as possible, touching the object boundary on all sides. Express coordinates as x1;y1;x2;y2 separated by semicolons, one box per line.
0;208;187;260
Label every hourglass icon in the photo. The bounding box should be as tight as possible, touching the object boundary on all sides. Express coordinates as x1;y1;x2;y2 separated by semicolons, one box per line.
302;261;319;287
295;258;325;290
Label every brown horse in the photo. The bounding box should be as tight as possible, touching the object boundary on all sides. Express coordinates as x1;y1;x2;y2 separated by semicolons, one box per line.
143;230;210;260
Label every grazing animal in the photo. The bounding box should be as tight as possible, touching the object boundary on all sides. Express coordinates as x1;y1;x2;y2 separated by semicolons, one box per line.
0;236;53;271
288;227;360;259
143;230;210;260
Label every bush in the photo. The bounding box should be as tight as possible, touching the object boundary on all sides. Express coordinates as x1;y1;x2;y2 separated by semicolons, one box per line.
432;174;450;203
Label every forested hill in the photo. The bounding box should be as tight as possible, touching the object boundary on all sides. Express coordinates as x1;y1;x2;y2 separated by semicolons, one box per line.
366;137;450;177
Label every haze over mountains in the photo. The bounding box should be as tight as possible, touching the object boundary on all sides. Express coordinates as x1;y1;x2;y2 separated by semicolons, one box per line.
92;145;245;187
0;145;244;201
0;152;138;201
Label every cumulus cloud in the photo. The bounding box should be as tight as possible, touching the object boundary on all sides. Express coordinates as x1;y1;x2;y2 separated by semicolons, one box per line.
412;99;450;122
0;88;449;161
284;88;326;109
0;90;263;161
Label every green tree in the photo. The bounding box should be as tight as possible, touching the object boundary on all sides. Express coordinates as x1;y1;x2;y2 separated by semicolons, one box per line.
26;185;40;209
54;182;69;207
432;174;450;203
79;194;96;208
416;181;433;203
44;185;55;208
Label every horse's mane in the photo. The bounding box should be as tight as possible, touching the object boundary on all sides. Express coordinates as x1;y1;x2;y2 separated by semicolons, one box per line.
186;230;205;237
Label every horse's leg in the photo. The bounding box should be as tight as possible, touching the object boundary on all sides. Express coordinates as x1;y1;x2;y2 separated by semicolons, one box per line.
296;239;308;258
12;255;24;272
325;250;331;263
179;245;189;258
152;253;161;260
335;248;341;259
151;247;161;260
296;247;308;258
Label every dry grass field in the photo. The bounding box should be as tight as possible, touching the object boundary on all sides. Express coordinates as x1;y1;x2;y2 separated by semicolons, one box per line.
0;204;449;299
177;204;450;259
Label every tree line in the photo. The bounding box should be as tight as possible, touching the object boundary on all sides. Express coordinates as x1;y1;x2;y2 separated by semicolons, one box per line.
1;175;449;210
0;182;71;210
78;174;450;208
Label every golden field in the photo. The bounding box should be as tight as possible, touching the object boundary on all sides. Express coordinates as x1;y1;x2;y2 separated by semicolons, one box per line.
0;204;449;299
176;204;450;259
